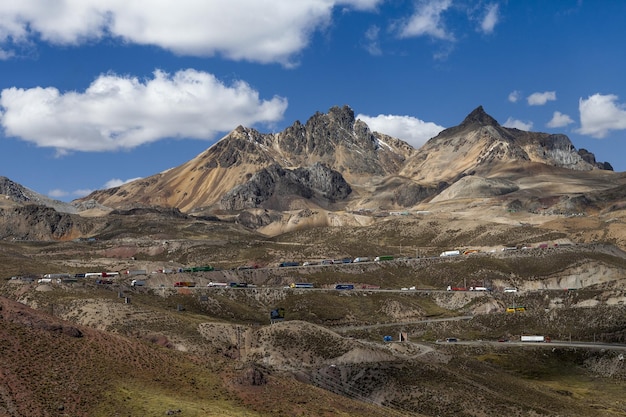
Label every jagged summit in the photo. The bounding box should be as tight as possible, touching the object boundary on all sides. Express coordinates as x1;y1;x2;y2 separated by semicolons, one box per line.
459;105;499;128
68;103;617;234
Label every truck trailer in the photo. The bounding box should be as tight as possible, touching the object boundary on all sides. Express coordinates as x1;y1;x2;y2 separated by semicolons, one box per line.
520;335;550;342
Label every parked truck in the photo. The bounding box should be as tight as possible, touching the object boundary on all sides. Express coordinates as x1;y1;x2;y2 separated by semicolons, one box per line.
520;335;550;342
174;281;196;287
440;250;460;257
130;279;146;287
290;283;314;288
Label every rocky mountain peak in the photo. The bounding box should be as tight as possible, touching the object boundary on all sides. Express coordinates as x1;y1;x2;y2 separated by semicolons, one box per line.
460;106;500;128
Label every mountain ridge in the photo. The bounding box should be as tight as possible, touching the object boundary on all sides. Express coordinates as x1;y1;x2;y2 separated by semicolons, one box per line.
1;105;620;239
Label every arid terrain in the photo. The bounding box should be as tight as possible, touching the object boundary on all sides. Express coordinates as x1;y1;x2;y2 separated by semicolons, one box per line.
1;106;626;416
2;208;626;417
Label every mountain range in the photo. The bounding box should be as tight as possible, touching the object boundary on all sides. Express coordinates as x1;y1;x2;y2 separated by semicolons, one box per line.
1;105;623;239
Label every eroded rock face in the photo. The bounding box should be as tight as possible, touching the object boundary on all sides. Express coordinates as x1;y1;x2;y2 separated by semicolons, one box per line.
220;163;351;211
0;205;94;241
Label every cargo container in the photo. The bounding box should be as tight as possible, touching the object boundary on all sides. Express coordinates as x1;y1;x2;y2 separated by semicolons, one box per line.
521;335;549;342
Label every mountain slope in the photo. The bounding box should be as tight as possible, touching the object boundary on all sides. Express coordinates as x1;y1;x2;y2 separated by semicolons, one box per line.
0;176;77;214
77;106;416;212
400;106;609;185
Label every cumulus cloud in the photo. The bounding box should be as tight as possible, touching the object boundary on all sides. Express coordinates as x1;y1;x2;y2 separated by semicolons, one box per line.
503;117;533;131
527;91;556;106
397;0;454;41
0;1;382;65
364;25;382;55
104;177;142;189
48;189;69;199
508;90;521;103
577;93;626;138
0;69;288;153
479;3;499;34
547;111;574;128
356;113;445;148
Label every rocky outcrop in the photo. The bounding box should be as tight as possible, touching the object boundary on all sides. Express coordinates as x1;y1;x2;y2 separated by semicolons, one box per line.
0;205;94;241
578;148;614;170
0;177;77;214
220;163;351;211
402;106;612;184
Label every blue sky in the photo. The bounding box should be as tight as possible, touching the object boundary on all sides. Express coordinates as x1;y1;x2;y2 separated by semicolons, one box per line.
1;0;625;202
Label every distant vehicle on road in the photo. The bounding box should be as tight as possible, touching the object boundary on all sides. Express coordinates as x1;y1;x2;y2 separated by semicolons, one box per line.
374;255;393;262
335;284;354;290
521;335;550;342
279;261;299;267
207;282;229;287
290;283;314;288
174;281;196;287
353;257;370;263
504;287;518;293
445;337;458;343
440;250;460;257
130;279;145;287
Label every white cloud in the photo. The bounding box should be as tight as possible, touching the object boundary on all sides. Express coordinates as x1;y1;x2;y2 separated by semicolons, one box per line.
503;117;533;131
508;90;521;103
48;189;69;199
577;93;626;138
479;3;499;34
356;113;445;148
527;91;556;106
104;177;142;189
397;0;454;41
0;69;288;153
0;1;383;65
72;189;94;198
364;25;381;55
547;111;574;128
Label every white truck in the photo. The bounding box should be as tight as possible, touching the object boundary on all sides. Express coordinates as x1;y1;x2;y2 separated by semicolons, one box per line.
521;335;549;342
440;250;460;257
130;279;146;287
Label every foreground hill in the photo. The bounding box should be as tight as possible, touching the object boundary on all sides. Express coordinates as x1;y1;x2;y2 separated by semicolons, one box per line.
2;236;626;416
